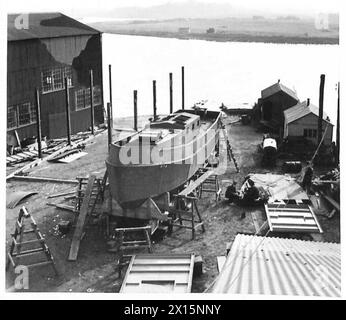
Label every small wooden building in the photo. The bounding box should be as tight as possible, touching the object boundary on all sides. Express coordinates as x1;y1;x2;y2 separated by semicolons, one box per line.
7;13;104;143
253;81;299;134
283;99;333;146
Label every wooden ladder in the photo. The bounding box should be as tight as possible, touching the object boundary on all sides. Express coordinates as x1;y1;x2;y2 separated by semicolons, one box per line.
74;171;108;221
6;206;58;275
199;173;221;201
221;126;239;173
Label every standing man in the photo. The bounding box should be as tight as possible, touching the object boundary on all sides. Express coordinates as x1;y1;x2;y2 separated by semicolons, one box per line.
302;161;314;194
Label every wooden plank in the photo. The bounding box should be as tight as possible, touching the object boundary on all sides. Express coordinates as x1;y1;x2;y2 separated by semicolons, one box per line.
251;210;261;234
120;255;136;293
272;225;319;232
6;130;105;181
178;170;214;197
12;175;78;184
46;203;76;212
320;191;340;211
115;226;151;232
47;190;75;199
217;256;227;273
68;175;96;261
267;207;310;212
186;254;195;293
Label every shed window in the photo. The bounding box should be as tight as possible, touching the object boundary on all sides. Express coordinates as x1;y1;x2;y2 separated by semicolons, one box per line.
7;102;36;129
41;66;72;93
18;102;36;126
75;85;102;111
7;106;17;129
303;129;317;138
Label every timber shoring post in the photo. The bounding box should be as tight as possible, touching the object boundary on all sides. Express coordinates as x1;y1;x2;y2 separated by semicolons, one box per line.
89;69;95;135
34;88;42;159
153;80;157;120
169;72;173;114
64;77;71;145
134;90;138;131
182;66;185;110
337;82;340;164
318;74;325;147
107;103;112;150
109;64;113;129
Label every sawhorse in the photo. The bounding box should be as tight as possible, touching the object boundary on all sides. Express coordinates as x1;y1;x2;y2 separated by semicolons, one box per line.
6;206;58;275
169;194;205;240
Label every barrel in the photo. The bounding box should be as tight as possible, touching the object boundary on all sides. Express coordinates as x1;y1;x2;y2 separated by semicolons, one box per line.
282;161;302;173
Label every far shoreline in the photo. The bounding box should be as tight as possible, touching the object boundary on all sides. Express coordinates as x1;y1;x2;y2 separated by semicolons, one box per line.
100;30;339;45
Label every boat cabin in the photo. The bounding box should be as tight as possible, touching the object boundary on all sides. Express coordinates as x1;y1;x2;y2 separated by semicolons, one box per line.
150;112;201;132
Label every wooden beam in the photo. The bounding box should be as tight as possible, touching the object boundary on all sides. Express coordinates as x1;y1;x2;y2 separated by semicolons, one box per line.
34;88;42;159
64;77;71;145
47;191;76;199
318;74;325;146
89;69;95;135
178;170;214;196
320;191;340;211
6;129;106;181
68;175;96;261
250;210;261;234
46;203;76;212
169;72;173;114
12;175;78;184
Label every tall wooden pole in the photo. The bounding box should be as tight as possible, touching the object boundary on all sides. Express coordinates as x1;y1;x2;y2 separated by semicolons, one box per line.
108;64;113;129
181;66;185;110
64;77;71;145
134;90;138;131
336;82;340;164
89;69;95;135
318;74;325;146
107;102;112;150
169;72;173;114
153;80;157;120
34;88;42;158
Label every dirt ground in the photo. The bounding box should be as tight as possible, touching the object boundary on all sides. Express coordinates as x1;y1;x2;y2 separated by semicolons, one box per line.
5;116;340;293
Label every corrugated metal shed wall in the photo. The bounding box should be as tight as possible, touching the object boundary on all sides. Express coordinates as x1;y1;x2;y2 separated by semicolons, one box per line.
209;234;340;297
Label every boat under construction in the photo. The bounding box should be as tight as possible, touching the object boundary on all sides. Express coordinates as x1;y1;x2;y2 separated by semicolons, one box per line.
106;108;222;214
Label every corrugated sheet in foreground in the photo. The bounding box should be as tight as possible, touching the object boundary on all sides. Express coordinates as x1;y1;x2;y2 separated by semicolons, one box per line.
120;254;195;293
210;234;340;297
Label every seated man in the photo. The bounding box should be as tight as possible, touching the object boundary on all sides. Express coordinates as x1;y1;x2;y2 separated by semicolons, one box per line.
225;181;239;203
242;179;260;205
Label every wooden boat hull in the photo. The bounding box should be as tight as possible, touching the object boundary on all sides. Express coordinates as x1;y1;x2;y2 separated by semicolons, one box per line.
106;160;200;209
106;109;221;211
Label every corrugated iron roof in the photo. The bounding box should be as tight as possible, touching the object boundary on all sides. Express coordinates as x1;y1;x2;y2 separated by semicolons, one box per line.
284;100;332;125
261;82;299;101
120;254;195;293
8;12;100;41
209;234;341;297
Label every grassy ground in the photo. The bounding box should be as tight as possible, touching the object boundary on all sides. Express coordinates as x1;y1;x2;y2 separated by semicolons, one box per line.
5;116;340;293
90;17;339;45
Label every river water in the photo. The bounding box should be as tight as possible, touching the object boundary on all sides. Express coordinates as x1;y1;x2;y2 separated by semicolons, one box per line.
102;33;339;125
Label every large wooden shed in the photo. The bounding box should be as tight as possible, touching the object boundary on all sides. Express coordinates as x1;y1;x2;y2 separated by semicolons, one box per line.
7;12;104;143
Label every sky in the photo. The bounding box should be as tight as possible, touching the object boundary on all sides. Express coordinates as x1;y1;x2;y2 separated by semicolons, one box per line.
3;0;340;15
